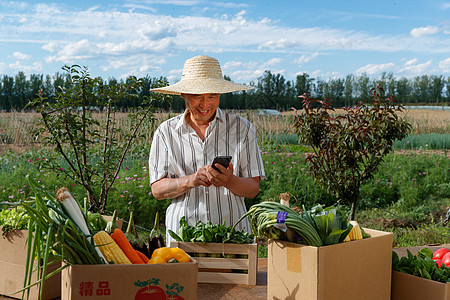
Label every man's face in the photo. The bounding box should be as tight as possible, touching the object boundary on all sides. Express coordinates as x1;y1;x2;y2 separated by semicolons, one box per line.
183;93;220;125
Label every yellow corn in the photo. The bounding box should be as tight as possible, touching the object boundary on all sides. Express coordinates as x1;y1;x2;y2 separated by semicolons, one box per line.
348;220;363;241
343;234;351;242
93;230;132;264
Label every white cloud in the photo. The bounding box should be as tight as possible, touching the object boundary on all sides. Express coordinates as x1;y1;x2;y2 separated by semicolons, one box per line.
355;63;395;75
443;3;450;9
293;53;319;65
42;42;59;53
221;58;284;82
258;38;299;50
410;26;439;38
264;58;282;66
13;52;31;60
399;59;432;75
438;57;450;72
404;58;418;66
8;61;43;75
46;39;97;63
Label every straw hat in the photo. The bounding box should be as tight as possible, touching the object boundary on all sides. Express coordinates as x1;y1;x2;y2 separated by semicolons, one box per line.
150;55;253;95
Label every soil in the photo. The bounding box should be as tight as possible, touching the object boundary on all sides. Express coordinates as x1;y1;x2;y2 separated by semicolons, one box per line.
363;206;449;230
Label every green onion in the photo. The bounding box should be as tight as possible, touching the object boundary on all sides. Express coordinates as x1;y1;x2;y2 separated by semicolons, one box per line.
8;176;105;299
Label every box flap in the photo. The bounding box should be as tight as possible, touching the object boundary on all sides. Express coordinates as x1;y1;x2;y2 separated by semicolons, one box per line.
391;270;450;300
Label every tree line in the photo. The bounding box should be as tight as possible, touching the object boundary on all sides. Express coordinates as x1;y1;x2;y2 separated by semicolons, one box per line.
1;69;449;112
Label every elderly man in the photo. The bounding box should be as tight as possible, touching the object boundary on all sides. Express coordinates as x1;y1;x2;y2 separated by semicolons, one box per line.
149;55;266;244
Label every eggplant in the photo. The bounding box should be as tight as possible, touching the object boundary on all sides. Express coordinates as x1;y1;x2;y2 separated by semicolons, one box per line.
125;210;149;258
148;211;165;258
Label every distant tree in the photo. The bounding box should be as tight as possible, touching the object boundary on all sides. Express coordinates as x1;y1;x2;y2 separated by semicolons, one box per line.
53;72;66;97
430;75;444;103
446;77;450;102
412;75;430;103
314;78;325;100
42;75;54;100
327;78;345;106
1;75;14;110
356;73;370;101
295;73;313;97
285;80;297;109
29;74;44;101
343;74;354;107
377;72;396;98
257;71;285;109
14;71;28;109
396;77;411;103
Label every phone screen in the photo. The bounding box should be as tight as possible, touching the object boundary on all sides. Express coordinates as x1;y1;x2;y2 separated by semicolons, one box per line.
211;156;232;173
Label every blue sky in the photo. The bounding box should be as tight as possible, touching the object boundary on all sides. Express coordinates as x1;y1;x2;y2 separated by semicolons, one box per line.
1;0;450;85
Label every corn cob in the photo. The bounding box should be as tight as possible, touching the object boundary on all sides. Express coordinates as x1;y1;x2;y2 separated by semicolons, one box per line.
93;230;132;264
347;221;363;241
343;233;351;242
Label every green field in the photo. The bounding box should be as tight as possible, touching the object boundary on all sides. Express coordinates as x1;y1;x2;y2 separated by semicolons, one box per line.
1;136;448;248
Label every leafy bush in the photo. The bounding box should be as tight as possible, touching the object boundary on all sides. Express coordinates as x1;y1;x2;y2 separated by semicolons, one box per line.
293;88;411;219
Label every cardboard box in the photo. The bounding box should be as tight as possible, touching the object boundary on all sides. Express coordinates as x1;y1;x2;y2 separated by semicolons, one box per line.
171;241;258;285
268;228;393;300
102;215;123;230
61;259;198;300
391;270;450;300
0;227;61;300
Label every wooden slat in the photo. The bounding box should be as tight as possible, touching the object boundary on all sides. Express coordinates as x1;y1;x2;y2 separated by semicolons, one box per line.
172;242;255;255
198;272;249;285
171;241;258;285
247;240;258;285
196;257;249;269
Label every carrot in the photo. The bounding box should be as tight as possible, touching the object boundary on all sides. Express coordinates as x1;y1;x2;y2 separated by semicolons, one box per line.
135;250;149;263
111;228;145;264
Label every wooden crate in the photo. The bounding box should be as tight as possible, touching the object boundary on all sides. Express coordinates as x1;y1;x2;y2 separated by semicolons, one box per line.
170;241;258;285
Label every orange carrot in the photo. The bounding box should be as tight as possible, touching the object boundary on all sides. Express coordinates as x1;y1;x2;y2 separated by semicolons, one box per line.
135;250;149;263
111;228;145;264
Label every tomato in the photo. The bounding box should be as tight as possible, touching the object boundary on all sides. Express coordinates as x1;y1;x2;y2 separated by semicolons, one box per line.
442;252;450;267
432;248;450;260
434;259;443;268
134;286;166;300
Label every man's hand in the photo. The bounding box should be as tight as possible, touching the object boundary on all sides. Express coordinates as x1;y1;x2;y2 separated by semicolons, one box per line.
151;165;211;200
207;162;260;199
192;165;212;187
207;162;234;187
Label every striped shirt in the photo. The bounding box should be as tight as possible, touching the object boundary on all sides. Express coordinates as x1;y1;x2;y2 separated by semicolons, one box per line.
148;107;266;245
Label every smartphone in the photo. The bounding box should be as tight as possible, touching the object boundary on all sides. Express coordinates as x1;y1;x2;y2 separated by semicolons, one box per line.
211;156;232;173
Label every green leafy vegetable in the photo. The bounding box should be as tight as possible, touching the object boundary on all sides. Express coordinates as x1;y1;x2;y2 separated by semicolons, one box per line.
309;204;352;245
392;248;450;283
233;201;352;247
169;216;254;244
0;206;30;237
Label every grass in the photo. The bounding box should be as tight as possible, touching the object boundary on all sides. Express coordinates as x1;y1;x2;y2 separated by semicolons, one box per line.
1;143;448;250
393;133;450;150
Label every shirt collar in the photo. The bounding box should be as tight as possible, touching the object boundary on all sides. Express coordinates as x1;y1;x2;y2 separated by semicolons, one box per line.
175;107;225;131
